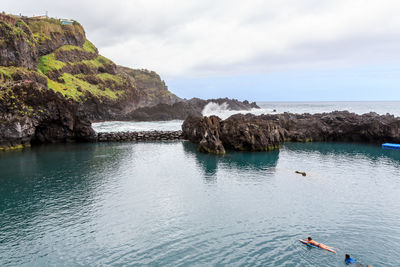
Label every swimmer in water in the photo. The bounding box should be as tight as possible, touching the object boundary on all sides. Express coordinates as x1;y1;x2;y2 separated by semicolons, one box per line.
345;254;372;267
306;237;337;253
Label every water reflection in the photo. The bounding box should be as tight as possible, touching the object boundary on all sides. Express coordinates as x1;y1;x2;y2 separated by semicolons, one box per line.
283;142;400;163
0;143;131;240
182;142;279;181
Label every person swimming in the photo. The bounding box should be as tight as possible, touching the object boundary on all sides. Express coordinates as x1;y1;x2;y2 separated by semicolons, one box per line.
345;254;357;264
306;237;337;253
345;254;372;267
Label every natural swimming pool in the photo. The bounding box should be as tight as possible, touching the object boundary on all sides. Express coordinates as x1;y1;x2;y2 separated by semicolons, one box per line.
0;141;399;266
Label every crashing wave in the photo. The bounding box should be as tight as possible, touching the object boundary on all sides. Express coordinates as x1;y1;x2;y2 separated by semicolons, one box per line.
201;102;273;120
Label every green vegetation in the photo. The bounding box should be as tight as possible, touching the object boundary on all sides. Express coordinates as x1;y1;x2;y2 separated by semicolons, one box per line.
0;144;29;151
77;55;113;69
0;20;33;45
46;73;124;101
0;16;158;106
27;18;85;43
15;19;29;29
28;19;62;36
37;53;66;75
58;40;97;54
96;73;125;84
0;66;46;83
0;66;14;80
56;44;79;51
32;32;50;43
82;39;97;53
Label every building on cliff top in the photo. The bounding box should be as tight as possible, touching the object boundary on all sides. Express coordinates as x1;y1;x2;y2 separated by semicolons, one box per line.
31;11;49;20
61;19;74;25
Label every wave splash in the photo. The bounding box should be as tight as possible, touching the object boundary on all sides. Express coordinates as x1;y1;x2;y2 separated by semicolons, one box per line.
202;102;272;120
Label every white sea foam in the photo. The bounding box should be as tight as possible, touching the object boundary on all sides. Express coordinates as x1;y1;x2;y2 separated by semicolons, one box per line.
93;101;400;133
201;102;274;120
92;120;183;133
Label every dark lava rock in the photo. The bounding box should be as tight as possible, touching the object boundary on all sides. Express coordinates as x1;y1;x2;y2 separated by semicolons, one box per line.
182;111;400;154
182;115;225;154
0;78;95;150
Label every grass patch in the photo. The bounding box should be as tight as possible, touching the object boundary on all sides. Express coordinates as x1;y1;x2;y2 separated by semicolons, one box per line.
28;19;62;36
47;73;124;101
0;67;14;80
57;44;80;51
27;18;84;39
57;39;97;54
83;39;97;53
96;73;125;84
74;55;114;70
33;32;51;43
37;53;66;75
0;66;46;83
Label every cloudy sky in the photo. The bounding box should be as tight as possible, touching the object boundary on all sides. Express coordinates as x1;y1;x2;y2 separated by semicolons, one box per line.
4;0;400;101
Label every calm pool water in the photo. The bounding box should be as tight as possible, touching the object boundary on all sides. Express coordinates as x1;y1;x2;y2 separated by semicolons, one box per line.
1;142;399;266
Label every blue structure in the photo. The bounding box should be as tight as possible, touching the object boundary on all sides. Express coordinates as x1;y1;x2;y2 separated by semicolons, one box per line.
61;20;73;26
382;143;400;150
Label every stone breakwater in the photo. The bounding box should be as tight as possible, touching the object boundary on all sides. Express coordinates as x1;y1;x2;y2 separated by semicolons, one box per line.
182;111;400;154
97;130;184;142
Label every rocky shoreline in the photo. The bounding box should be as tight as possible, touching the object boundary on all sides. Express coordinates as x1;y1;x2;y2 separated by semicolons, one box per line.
0;13;259;150
182;111;400;154
97;130;183;142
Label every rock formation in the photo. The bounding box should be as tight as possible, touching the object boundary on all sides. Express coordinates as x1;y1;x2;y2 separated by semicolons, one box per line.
124;97;259;121
182;111;400;154
0;76;95;150
0;13;259;150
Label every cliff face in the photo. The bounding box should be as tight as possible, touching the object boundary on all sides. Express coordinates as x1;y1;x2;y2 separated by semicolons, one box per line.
0;68;95;150
0;13;180;149
182;112;400;154
117;66;180;108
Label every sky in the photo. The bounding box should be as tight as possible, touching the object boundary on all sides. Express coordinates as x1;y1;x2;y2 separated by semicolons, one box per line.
3;0;400;101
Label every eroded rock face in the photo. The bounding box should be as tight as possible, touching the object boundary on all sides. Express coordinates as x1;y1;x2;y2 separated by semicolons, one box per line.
182;111;400;154
0;79;96;150
182;115;225;154
220;115;283;151
0;19;38;70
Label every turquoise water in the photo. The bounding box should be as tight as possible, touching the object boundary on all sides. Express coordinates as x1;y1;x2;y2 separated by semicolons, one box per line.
1;142;400;266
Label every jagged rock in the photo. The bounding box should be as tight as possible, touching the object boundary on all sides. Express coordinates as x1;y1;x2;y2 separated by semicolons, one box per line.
182;111;400;154
125;97;259;121
0;74;95;149
182;115;225;154
0;17;38;69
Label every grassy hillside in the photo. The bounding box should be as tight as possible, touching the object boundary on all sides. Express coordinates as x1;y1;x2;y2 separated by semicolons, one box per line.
0;13;179;108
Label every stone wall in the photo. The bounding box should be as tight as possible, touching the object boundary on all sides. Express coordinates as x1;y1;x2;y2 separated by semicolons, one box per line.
97;130;184;142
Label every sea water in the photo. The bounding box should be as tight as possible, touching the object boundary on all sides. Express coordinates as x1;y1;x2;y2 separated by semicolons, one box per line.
2;101;400;266
0;141;400;266
93;101;400;133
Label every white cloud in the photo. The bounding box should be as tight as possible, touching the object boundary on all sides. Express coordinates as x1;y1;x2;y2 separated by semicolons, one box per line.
3;0;400;77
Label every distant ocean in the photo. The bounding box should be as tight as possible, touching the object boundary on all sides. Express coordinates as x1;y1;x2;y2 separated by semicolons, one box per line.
93;101;400;132
257;101;400;117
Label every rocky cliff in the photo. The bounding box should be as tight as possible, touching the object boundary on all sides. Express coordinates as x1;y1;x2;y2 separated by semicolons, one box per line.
182;111;400;154
0;13;259;150
0;13;182;149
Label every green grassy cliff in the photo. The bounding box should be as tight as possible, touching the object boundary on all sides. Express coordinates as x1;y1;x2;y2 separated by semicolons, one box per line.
0;13;180;149
0;13;180;120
